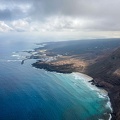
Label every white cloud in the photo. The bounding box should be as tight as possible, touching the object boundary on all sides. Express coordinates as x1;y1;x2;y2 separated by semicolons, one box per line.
0;21;13;32
22;16;95;32
12;19;29;32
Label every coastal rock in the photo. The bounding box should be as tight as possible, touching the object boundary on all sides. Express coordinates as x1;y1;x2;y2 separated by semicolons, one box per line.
32;41;120;120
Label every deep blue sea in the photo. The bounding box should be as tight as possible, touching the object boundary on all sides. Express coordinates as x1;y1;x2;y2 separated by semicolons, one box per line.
0;39;112;120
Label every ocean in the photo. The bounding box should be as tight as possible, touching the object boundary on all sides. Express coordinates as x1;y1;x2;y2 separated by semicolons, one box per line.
0;39;112;120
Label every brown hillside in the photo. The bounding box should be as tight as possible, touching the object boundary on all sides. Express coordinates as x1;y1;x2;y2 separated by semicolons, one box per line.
87;47;120;120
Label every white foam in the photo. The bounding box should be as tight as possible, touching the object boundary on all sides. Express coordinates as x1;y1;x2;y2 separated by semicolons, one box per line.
106;97;113;112
12;53;27;60
97;92;107;99
72;72;109;96
109;114;112;120
7;60;22;62
72;72;113;120
12;54;20;57
12;53;21;59
72;72;99;91
72;72;93;81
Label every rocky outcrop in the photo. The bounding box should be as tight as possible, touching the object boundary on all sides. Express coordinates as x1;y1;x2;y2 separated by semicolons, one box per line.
32;62;73;73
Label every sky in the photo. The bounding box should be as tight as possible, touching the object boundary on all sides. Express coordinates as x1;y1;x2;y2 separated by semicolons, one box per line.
0;0;120;40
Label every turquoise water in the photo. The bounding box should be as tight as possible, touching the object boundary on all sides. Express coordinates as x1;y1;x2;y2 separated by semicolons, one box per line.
0;39;112;120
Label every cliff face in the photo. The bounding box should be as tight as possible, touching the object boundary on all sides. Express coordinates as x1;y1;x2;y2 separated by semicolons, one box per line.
86;48;120;120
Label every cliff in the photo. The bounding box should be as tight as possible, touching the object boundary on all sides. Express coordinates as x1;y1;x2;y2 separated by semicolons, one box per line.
86;47;120;120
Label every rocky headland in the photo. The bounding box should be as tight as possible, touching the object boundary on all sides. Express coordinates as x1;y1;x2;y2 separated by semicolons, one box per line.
25;39;120;120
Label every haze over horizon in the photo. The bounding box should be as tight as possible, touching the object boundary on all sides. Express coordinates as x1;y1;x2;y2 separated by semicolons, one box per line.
0;0;120;41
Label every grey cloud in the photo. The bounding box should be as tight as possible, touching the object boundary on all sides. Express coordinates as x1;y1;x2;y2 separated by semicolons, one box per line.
28;0;120;31
1;0;120;21
0;0;31;21
0;8;29;21
1;0;120;32
30;0;120;19
0;9;12;20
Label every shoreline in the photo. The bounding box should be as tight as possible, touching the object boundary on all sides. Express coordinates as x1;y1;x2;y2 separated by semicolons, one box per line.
66;72;113;120
32;60;115;119
32;61;113;120
28;40;120;120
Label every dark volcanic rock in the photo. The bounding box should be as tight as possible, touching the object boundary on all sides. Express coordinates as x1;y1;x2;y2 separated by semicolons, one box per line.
86;47;120;120
32;62;74;73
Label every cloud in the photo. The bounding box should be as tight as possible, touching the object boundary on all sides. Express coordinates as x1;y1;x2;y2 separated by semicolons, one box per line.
0;9;12;20
0;1;31;21
30;0;120;19
0;0;120;39
33;16;94;32
2;0;120;22
27;0;120;32
0;21;13;32
12;19;29;32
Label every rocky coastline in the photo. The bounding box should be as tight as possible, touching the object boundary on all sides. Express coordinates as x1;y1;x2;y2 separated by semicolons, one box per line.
24;39;120;120
32;60;116;120
32;59;114;119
